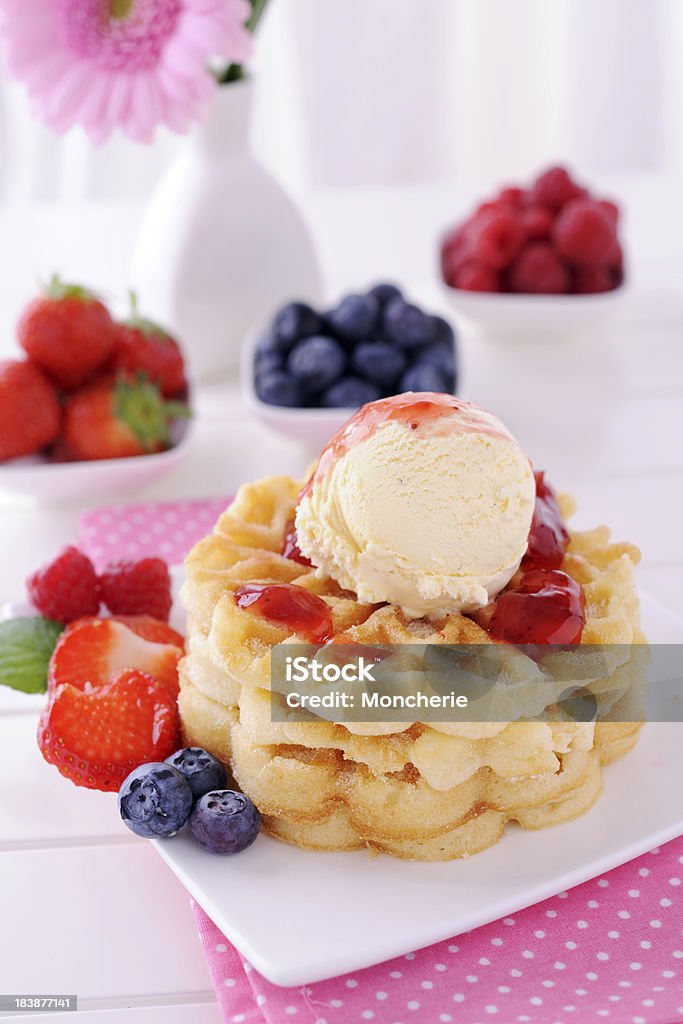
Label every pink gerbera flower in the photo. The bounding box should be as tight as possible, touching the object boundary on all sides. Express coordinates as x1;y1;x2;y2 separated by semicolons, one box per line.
0;0;253;143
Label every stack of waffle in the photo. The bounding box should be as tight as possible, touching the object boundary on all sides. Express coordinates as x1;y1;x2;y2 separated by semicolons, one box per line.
179;476;645;861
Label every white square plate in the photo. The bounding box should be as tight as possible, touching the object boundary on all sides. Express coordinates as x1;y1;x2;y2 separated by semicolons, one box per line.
152;586;683;986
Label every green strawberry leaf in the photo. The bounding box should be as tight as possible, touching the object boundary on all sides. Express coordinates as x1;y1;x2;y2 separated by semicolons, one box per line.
0;618;64;694
44;273;101;304
123;290;169;339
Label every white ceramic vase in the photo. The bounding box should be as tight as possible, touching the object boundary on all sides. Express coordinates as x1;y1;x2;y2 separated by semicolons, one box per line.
131;79;323;382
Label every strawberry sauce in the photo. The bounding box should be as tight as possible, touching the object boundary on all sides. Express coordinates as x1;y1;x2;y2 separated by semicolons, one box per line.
488;568;585;645
234;583;333;644
487;471;584;644
300;393;514;499
522;470;569;570
281;519;312;567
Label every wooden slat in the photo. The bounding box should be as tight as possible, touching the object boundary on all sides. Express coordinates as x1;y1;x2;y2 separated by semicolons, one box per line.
1;844;213;999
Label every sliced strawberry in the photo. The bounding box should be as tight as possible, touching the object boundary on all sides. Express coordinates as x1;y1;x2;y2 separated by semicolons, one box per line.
112;615;185;651
48;618;181;698
37;670;180;791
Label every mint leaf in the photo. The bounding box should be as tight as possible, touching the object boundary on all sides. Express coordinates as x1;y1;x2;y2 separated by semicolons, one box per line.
0;618;64;694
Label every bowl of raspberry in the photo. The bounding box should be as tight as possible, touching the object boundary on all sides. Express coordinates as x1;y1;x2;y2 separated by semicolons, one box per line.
0;279;193;503
242;284;459;451
439;166;627;339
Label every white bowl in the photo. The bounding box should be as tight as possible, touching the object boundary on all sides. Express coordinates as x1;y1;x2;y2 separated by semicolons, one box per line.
0;421;193;505
241;334;355;453
441;283;627;341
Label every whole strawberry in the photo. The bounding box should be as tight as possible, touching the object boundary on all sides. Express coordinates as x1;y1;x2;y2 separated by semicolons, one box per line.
100;557;173;621
27;545;100;623
63;375;189;461
113;294;187;398
0;360;61;461
18;276;117;391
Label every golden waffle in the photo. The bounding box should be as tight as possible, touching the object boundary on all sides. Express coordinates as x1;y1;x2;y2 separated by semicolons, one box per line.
179;476;644;860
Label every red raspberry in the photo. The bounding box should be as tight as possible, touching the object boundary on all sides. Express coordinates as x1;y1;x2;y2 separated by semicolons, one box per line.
441;229;474;285
442;224;470;251
99;557;172;621
529;166;584;209
610;243;625;285
598;199;620;225
553;199;616;266
574;266;613;294
473;200;501;219
471;210;523;269
520;205;554;242
454;262;500;292
497;186;525;207
509;243;570;294
27;546;100;623
442;246;473;285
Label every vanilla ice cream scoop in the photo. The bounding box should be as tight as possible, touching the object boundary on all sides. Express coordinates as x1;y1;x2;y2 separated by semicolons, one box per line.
295;393;536;618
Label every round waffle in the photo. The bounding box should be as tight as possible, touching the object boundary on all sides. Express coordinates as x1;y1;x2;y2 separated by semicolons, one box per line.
179;476;645;860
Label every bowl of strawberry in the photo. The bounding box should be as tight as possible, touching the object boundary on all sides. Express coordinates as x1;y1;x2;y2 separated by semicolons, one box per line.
0;278;192;502
439;166;627;338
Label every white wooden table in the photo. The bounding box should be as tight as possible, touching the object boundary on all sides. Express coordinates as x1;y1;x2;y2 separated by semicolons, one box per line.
0;179;682;1019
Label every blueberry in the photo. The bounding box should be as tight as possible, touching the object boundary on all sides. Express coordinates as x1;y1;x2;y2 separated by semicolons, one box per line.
326;294;379;342
118;763;193;839
351;341;407;388
253;331;283;374
400;363;452;394
383;297;438;349
254;329;278;354
271;302;322;353
368;282;403;306
321;376;381;408
189;789;261;854
255;370;303;407
164;747;227;801
287;335;346;394
417;341;456;377
428;315;457;348
254;349;283;377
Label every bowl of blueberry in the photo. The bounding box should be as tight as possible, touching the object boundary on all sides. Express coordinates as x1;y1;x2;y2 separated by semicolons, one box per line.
244;282;458;448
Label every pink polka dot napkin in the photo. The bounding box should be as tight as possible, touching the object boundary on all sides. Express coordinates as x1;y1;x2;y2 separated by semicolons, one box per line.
79;498;229;568
192;843;683;1024
78;499;683;1024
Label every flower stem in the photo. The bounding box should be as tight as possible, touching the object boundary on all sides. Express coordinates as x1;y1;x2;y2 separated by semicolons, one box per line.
216;0;270;84
245;0;270;33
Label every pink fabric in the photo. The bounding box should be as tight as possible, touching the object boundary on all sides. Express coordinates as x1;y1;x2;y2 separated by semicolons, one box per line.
192;845;683;1024
79;499;683;1024
79;498;229;569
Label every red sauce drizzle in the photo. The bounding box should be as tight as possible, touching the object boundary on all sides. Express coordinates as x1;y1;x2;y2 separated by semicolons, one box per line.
488;569;586;645
299;393;511;500
522;471;569;570
281;519;312;566
234;583;333;644
488;471;582;644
